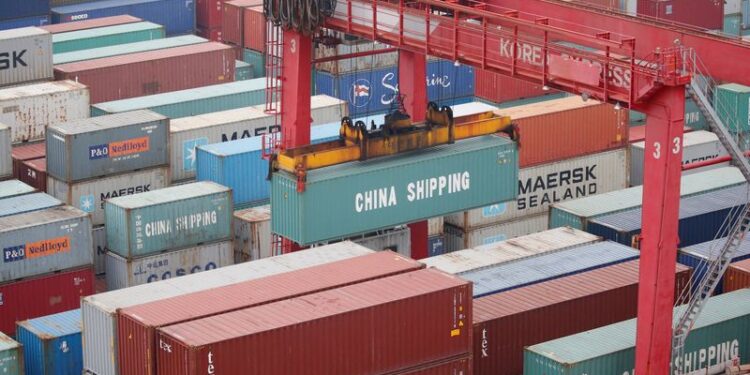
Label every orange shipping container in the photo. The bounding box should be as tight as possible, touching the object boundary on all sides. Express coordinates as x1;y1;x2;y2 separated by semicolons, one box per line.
724;258;750;293
496;96;628;167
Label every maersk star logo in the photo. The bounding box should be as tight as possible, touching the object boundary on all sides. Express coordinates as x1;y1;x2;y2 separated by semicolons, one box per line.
183;138;209;171
482;202;507;217
80;195;95;213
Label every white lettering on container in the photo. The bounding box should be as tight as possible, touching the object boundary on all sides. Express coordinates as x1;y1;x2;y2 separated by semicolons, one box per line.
144;211;219;237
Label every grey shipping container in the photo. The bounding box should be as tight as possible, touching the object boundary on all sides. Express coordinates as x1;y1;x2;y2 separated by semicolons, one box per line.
0;192;62;218
445;213;548;252
233;205;272;263
0;180;35;199
93;225;107;275
352;227;411;258
0;124;10;178
46;110;169;182
105;240;234;290
0;205;92;282
104;181;233;258
0;27;53;87
47;166;170;226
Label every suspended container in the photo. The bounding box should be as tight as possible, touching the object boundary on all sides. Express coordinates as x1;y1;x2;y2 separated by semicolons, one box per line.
0;27;52;88
0;333;21;375
53;34;207;65
51;21;165;54
15;309;82;375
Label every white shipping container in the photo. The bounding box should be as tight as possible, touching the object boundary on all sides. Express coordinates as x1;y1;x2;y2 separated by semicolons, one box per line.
446;148;628;230
92;225;107;275
0;28;53;88
233;205;272;263
352;227;411;258
630;130;729;186
0;80;89;143
0;124;10;178
105;240;234;290
428;216;444;236
46;166;170;226
726;0;741;14
82;241;373;375
445;214;549;252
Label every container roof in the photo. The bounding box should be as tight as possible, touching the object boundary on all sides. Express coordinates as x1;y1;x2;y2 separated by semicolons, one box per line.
17;309;82;338
52;21;162;43
106;181;229;209
53;35;206;65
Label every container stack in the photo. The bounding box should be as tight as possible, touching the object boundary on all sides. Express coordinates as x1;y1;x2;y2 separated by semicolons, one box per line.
51;21;165;53
0;332;22;374
222;0;264;76
0;125;10;180
16;309;83;375
0;0;50;31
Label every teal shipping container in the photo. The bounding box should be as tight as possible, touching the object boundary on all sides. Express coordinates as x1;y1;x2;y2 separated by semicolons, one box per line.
0;332;22;375
0;180;36;200
0;193;63;218
52;22;165;54
523;289;750;375
549;167;745;230
242;48;265;80
90;79;267;118
16;309;82;375
53;35;206;65
235;60;252;81
724;13;742;36
714;83;750;133
104;181;233;258
272;135;518;245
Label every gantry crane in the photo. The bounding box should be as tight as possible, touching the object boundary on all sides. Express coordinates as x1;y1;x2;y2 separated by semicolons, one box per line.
261;0;750;373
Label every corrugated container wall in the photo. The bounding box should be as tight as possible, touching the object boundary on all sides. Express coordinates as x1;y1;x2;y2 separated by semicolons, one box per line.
242;6;265;52
637;0;723;29
233;205;271;262
18;158;46;192
724;258;750;292
46;110;169;182
428;235;446;257
0;0;49;21
235;60;252;80
0;28;52;87
0;206;93;282
54;43;235;103
0;266;93;335
15;309;82;375
678;236;750;294
352;227;412;258
51;0;196;36
92;226;107;275
0;333;21;375
445;214;548;251
51;22;165;54
714;83;750;134
53;35;207;65
196;0;224;30
0;180;35;199
0;81;90;143
272;136;518;245
156;269;471;375
11;142;45;177
0;192;62;218
0;125;10;178
40;15;142;34
221;0;262;46
0;16;50;32
105;182;232;258
398;357;472;374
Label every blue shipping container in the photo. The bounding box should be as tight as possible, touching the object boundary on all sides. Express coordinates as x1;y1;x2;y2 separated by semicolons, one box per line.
51;0;195;36
0;193;62;218
315;60;475;117
0;0;49;22
428;234;446;257
587;185;749;248
0;15;50;30
679;236;750;295
16;309;82;375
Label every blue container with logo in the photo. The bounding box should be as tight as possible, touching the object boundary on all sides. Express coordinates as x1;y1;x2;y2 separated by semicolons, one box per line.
51;0;195;36
678;236;750;295
0;15;50;31
0;0;49;22
16;309;82;375
315;59;475;117
428;234;446;257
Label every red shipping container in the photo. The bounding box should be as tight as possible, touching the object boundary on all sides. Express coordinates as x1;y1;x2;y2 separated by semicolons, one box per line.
396;356;472;374
222;0;262;46
117;251;424;375
197;26;222;42
497;96;628;167
11;142;45;180
157;269;472;375
242;6;265;52
724;258;750;293
0;266;94;335
474;68;557;104
637;0;723;29
18;158;46;193
40;15;142;34
472;260;691;375
54;43;235;103
197;0;224;29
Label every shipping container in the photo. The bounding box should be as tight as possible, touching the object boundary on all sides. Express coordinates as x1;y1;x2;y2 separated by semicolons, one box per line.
11;142;45;177
91;79;266;118
447;148;627;230
116;250;422;375
0;15;50;31
524;289;750;375
397;356;472;374
222;0;262;46
0;266;93;335
0;333;21;375
637;0;723;29
46;110;169;182
463;241;640;297
16;309;82;375
0;192;62;218
52;22;165;54
106;240;234;290
54;42;235;103
313;39;398;75
51;0;196;36
0;28;53;88
105;181;232;258
0;180;35;199
47;166;170;226
41;15;142;34
549;166;747;230
273;136;518;245
474;260;691;375
427;234;446;257
352;227;411;257
724;13;743;35
242;47;265;78
428;216;443;236
445;214;549;252
0;81;90;144
714;83;750;133
474;68;556;103
0;0;49;22
196;0;223;29
92;226;107;275
82;241;373;375
232;205;270;262
195;26;222;42
587;184;749;247
679;235;750;294
53;35;206;65
726;0;742;14
156;268;471;375
242;6;265;51
17;158;46;192
724;258;750;293
235;60;252;80
631;131;728;185
0;125;10;179
0;205;92;282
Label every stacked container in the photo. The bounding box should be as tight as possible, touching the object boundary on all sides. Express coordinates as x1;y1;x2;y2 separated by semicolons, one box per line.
0;125;10;180
196;0;233;40
678;235;750;294
40;15;142;34
351;227;412;257
0;180;36;200
11;142;46;179
232;205;271;262
0;333;22;374
222;0;262;48
17;158;46;195
16;309;82;375
51;21;165;54
53;34;207;65
724;258;750;292
0;28;52;88
714;83;750;140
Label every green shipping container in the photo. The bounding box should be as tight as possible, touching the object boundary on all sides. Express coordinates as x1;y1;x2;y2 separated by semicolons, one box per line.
52;22;165;54
235;60;253;80
90;79;267;118
524;289;750;375
724;13;742;36
53;35;206;65
242;48;265;80
549;167;746;230
272;135;518;245
714;83;750;133
0;332;22;375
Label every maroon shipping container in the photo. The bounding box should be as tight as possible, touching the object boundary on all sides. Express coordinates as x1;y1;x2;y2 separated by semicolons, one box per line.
117;251;424;375
724;258;750;293
397;356;472;374
472;260;691;375
54;43;235;103
40;15;142;34
242;6;265;52
157;269;472;375
637;0;723;29
0;266;94;335
474;68;557;104
222;0;262;46
18;158;46;193
11;142;45;180
197;0;224;29
197;26;222;42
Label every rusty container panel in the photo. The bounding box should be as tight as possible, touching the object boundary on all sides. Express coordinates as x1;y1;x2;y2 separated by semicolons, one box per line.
40;15;142;34
724;258;750;293
157;269;472;375
17;157;46;192
221;0;261;46
396;356;472;374
242;6;265;52
11;142;45;178
53;42;235;103
117;251;423;375
473;260;691;375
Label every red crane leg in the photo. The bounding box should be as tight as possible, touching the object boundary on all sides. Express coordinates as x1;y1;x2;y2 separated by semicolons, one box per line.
281;30;313;149
633;86;685;375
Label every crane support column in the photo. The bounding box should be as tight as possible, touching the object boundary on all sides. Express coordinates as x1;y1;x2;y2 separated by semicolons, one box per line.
281;30;313;148
633;86;686;375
